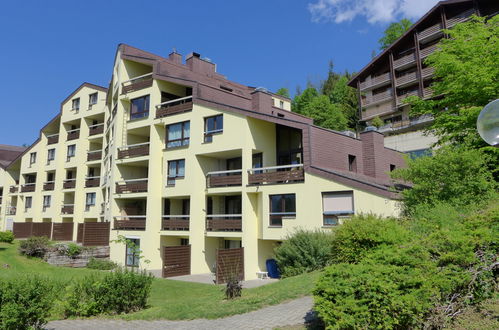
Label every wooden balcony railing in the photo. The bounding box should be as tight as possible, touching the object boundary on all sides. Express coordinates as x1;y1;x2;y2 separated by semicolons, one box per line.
423;87;434;99
359;72;391;90
117;142;150;159
363;90;393;106
397;90;420;104
396;71;418;86
420;45;437;59
206;170;242;188
9;185;18;193
393;53;416;69
61;204;74;214
121;73;153;94
113;216;146;230
162;216;190;231
115;179;148;194
421;66;435;78
85;176;100;188
248;164;304;185
63;179;76;189
87;150;102;161
447;9;474;28
43;181;55;191
21;183;36;193
418;23;442;40
67;129;80;141
89;123;104;136
155;96;193;118
206;215;242;232
47;134;59;145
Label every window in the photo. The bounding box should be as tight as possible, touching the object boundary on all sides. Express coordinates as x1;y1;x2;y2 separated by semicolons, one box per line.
47;149;55;162
166;121;190;148
322;191;354;226
204;115;223;142
348;155;357;172
276;125;302;165
43;195;51;208
89;93;98;106
180;238;189;246
269;194;296;227
130;95;150;120
72;98;80;111
47;172;54;182
167;159;185;186
29;152;37;165
25;196;32;210
390;164;396;172
125;238;140;267
224;240;242;249
67;144;76;161
279;100;284;109
85;193;96;211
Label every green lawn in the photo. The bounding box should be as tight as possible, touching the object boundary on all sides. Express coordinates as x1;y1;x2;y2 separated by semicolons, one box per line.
0;241;320;321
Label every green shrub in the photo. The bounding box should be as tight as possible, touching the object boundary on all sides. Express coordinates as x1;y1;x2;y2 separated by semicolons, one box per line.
274;229;333;277
0;276;55;329
86;258;117;270
65;243;82;258
18;236;52;258
0;231;14;243
63;268;153;317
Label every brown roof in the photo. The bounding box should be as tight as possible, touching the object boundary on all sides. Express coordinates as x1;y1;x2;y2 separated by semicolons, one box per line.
0;144;26;169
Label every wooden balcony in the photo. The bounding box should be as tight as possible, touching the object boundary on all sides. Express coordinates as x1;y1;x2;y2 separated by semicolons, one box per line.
447;9;474;28
85;176;100;188
420;45;437;59
47;134;59;145
21;183;36;193
117;142;149;159
206;170;242;188
397;90;420;104
121;73;153;94
43;181;55;191
89;123;104;136
162;216;190;231
67;129;80;141
155;96;193;118
423;87;434;99
418;23;442;41
396;71;418;87
63;179;76;189
9;185;18;193
359;72;391;91
248;164;304;185
362;90;393;106
87;150;102;161
115;179;148;194
61;204;74;214
393;53;416;69
206;215;242;232
421;67;435;78
113;216;146;230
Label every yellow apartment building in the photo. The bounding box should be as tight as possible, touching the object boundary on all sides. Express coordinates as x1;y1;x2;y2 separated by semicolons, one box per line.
1;44;406;281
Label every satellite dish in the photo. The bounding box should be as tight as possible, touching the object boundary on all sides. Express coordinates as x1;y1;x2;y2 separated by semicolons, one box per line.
477;99;499;146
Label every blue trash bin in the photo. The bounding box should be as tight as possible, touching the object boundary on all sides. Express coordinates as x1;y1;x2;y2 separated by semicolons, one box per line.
266;259;280;278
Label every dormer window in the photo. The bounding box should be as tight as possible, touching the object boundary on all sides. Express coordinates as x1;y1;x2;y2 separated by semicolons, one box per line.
280;100;284;109
89;93;98;106
72;98;80;111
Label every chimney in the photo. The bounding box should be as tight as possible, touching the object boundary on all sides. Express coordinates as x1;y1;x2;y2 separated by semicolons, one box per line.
251;88;273;113
186;52;216;75
360;130;385;179
168;51;182;65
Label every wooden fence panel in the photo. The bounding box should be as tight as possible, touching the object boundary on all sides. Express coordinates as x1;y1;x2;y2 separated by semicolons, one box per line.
32;223;52;238
82;222;110;246
163;245;191;277
52;223;74;241
13;222;32;239
76;224;84;243
216;247;244;284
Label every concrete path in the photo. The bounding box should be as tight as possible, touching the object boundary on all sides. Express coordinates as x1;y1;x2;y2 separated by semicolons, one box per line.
168;273;279;289
46;296;315;330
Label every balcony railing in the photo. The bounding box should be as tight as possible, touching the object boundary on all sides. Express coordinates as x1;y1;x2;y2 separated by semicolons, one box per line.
87;150;102;161
89;123;104;136
393;52;416;69
121;73;153;94
155;96;193;118
359;72;391;91
113;216;146;230
423;87;434;99
61;204;74;214
421;66;435;78
115;179;148;194
206;169;242;188
63;179;76;189
85;176;100;188
162;215;190;231
248;164;304;185
410;114;434;126
67;129;80;141
206;215;242;232
117;142;150;159
420;45;438;59
21;183;36;193
418;23;442;40
43;181;55;191
397;90;420;104
9;185;18;193
396;71;418;86
7;206;16;215
47;134;59;145
362;90;393;106
447;9;474;28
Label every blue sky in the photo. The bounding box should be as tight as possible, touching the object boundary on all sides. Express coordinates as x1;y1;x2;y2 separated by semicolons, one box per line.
0;0;437;146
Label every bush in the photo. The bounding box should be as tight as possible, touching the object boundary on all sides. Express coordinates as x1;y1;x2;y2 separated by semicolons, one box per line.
18;236;52;258
56;242;83;258
0;231;14;243
86;258;117;270
274;229;333;277
224;274;242;300
63;268;153;317
0;276;55;329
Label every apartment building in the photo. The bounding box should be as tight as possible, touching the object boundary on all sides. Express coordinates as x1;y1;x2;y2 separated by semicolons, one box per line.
2;44;406;281
0;145;26;230
348;0;498;155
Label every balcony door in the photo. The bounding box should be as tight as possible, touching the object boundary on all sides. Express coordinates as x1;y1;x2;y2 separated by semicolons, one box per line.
225;196;241;215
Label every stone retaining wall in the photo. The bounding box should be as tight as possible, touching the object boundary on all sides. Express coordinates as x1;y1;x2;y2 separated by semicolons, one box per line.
44;246;110;268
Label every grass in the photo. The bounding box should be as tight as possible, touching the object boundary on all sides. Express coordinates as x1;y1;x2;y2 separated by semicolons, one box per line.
0;241;320;321
450;294;499;330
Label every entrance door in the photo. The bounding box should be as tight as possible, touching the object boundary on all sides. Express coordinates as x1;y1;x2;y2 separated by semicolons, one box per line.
163;245;191;277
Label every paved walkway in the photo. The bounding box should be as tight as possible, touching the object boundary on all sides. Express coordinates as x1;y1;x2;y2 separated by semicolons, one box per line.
168;273;279;289
46;296;315;330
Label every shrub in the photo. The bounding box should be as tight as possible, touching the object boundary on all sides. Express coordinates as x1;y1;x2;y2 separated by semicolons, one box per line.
0;276;55;329
86;258;117;270
0;231;14;243
18;236;52;258
224;274;242;300
274;229;333;277
63;268;153;317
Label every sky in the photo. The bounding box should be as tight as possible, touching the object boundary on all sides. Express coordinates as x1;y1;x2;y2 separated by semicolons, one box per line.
0;0;439;146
